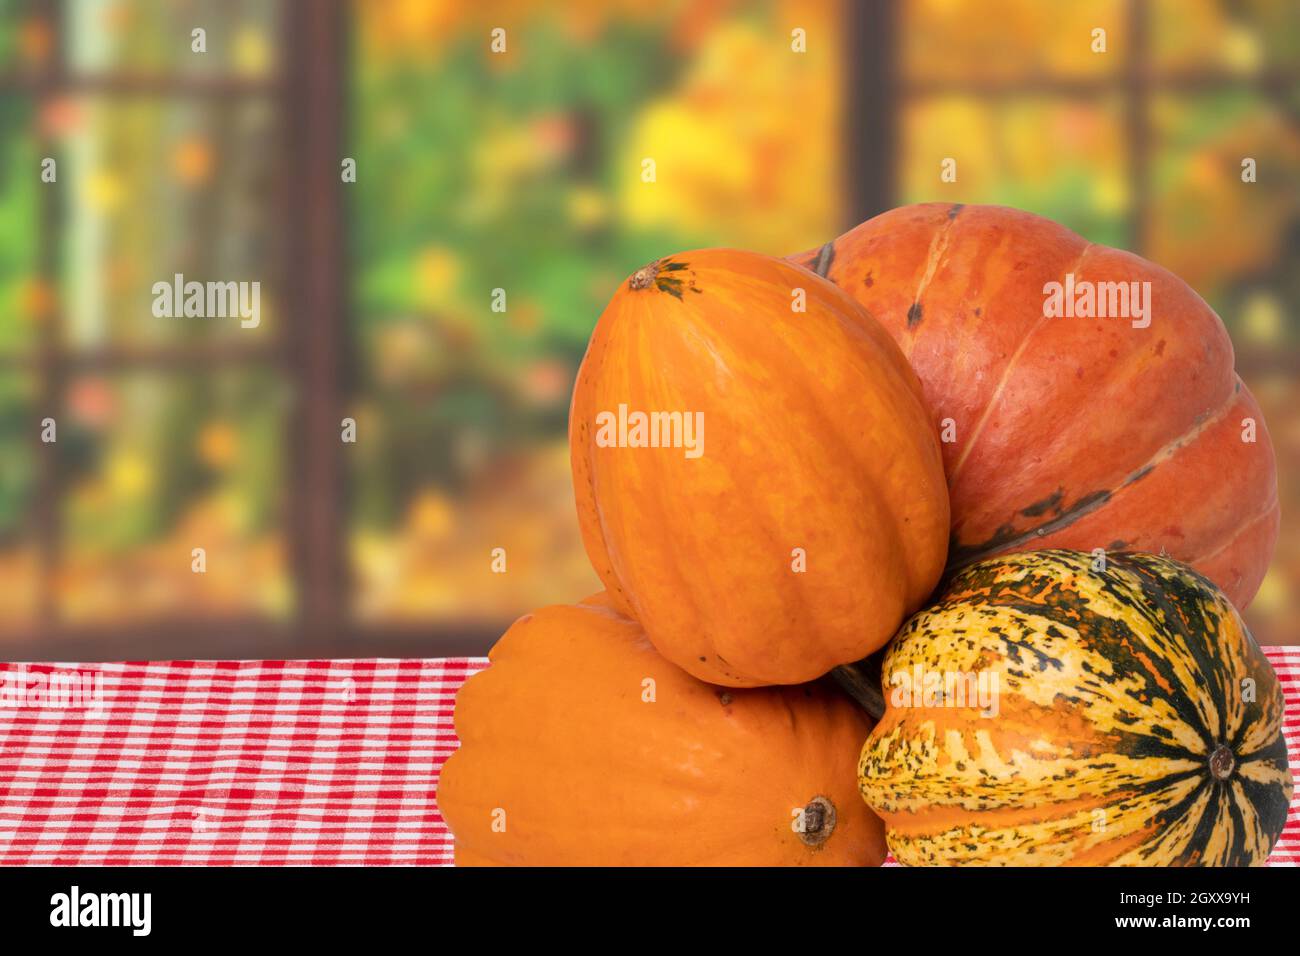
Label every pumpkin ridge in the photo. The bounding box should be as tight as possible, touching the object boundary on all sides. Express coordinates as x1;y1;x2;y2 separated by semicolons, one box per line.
1113;732;1206;765
1122;779;1216;865
1076;567;1228;751
1011;285;1232;493
1185;484;1279;567
1191;782;1240;865
1234;772;1293;851
873;748;1219;864
1105;553;1233;746
1076;827;1166;866
1090;564;1211;684
900;207;961;354
1145;776;1219;864
1021;382;1245;564
719;258;945;618
1233;724;1290;767
758;274;943;660
879;792;1145;835
769;335;920;608
880;774;1202;863
950;376;1237;565
1221;781;1256;865
940;559;1199;738
1223;780;1271;865
620;289;742;679
948;240;1094;486
942;560;1216;759
676;270;876;682
949;490;1115;569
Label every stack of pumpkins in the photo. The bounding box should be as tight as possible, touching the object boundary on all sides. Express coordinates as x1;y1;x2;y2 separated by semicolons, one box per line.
438;203;1294;866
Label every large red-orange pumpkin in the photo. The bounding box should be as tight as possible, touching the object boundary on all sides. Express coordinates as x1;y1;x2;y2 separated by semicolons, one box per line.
791;204;1278;608
437;595;887;866
569;248;949;686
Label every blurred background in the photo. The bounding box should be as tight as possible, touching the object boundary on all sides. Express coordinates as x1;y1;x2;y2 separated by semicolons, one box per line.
0;0;1296;659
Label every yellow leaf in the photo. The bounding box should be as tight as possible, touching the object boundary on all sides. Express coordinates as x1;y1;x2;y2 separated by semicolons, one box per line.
106;449;153;498
416;247;462;307
409;490;455;540
233;26;272;74
85;171;125;211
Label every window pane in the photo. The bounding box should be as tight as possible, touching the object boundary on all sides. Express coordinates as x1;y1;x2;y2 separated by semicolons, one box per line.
1244;374;1300;647
0;1;53;71
58;368;291;625
0;372;39;633
348;0;844;627
1152;0;1300;73
65;0;281;78
1149;92;1300;334
902;0;1124;85
58;95;283;349
1148;91;1300;648
899;95;1129;247
0;96;40;357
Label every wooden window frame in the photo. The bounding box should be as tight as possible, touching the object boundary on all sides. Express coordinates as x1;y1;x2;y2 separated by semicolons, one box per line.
1;1;500;661
850;0;1300;256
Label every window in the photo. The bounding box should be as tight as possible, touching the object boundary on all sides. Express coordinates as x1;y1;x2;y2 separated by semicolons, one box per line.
0;0;313;657
2;1;1295;657
344;1;845;641
0;0;845;658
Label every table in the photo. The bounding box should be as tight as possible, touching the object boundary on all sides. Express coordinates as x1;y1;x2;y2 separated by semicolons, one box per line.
1;652;1296;866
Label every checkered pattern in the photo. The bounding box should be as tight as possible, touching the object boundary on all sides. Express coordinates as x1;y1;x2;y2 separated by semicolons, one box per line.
0;650;1296;866
0;659;484;865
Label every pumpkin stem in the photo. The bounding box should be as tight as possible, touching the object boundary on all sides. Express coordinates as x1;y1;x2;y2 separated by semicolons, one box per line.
628;261;660;291
832;663;885;721
798;795;836;848
1209;744;1235;781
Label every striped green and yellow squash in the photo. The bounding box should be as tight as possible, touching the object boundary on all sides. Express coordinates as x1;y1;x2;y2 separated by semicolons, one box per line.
858;549;1293;866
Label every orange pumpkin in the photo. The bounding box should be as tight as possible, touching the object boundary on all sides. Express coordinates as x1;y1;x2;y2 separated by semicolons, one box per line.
437;595;887;866
569;249;949;686
791;204;1279;609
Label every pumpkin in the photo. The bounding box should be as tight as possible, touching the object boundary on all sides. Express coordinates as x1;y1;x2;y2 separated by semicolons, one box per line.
438;594;887;866
858;549;1294;866
569;248;950;686
791;203;1279;609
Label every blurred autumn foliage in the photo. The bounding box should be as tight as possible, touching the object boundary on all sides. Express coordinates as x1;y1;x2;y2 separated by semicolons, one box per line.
0;0;1297;650
345;0;841;627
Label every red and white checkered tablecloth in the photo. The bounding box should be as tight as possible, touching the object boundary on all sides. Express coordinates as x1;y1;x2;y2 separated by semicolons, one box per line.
0;651;1297;866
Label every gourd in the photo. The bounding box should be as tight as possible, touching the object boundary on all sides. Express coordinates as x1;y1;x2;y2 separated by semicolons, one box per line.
569;248;949;686
792;204;1278;609
438;595;887;866
857;549;1294;866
